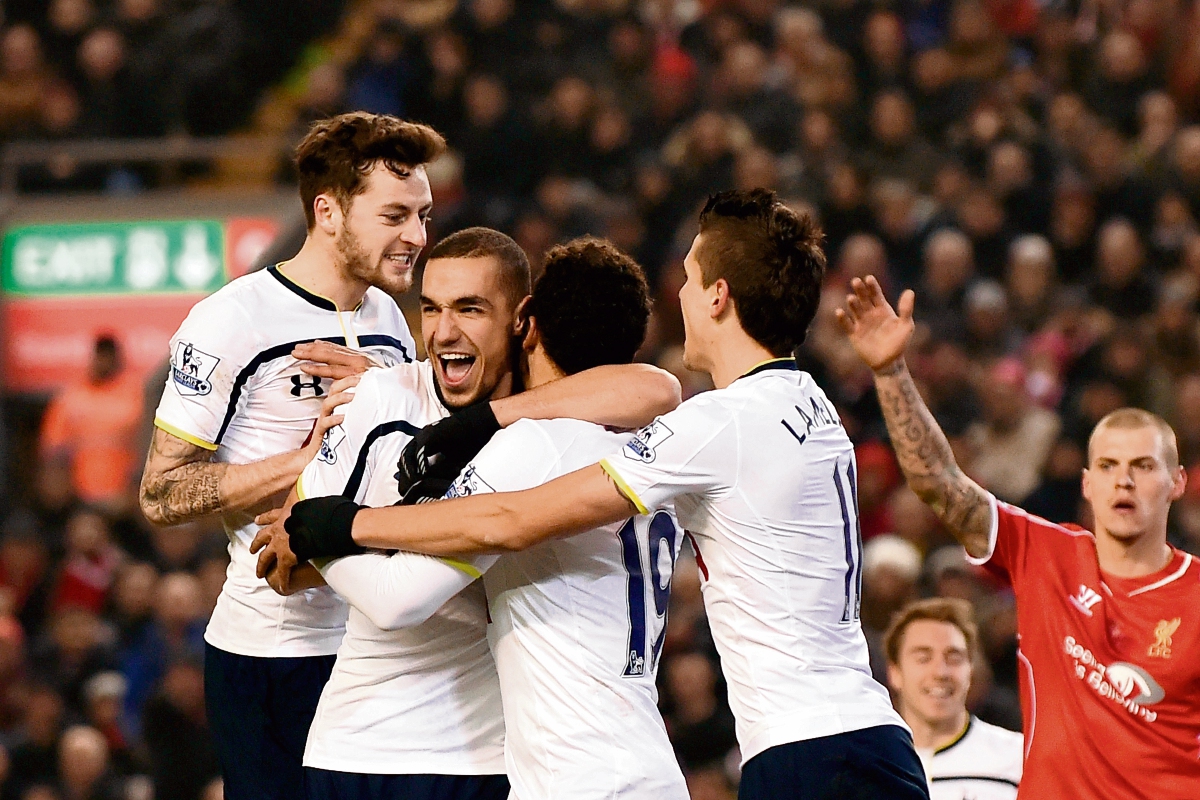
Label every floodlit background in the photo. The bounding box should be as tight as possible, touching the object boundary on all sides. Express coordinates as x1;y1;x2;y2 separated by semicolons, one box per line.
0;0;1199;798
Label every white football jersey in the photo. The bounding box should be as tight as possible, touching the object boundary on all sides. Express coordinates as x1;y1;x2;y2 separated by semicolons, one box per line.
448;418;689;800
152;265;416;658
299;361;505;775
918;717;1022;800
600;359;905;764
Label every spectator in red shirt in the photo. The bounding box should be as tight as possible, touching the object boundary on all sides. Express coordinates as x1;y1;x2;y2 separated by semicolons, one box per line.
839;276;1200;799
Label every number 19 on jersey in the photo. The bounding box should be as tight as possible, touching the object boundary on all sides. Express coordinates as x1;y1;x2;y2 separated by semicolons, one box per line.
619;512;682;678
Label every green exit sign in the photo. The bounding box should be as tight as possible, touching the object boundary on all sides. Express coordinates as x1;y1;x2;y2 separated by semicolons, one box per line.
1;220;228;296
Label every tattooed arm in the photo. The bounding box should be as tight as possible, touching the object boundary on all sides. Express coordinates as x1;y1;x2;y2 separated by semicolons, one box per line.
836;277;992;558
139;377;358;527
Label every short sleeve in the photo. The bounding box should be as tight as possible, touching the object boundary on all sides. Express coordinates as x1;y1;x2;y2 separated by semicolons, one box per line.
446;420;560;498
297;369;389;503
153;299;254;450
597;399;733;515
965;496;1039;590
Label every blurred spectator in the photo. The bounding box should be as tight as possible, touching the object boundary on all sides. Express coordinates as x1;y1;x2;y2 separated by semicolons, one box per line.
141;659;219;800
860;534;922;681
9;685;65;794
29;608;117;713
39;335;144;512
661;651;737;772
49;510;121;615
80;673;137;776
0;24;49;137
965;358;1061;503
1088;218;1157;319
56;726;122;800
0;512;52;636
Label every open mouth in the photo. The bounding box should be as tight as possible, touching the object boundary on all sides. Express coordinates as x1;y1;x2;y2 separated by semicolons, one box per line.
384;252;415;270
436;352;476;387
1112;499;1137;513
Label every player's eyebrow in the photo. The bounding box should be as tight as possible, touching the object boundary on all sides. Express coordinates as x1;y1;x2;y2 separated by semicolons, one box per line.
419;294;493;309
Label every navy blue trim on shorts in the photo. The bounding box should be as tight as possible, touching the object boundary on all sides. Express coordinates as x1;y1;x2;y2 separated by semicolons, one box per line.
303;768;510;800
738;725;930;800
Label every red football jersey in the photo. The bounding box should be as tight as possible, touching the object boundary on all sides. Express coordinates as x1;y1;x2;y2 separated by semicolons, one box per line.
976;499;1200;799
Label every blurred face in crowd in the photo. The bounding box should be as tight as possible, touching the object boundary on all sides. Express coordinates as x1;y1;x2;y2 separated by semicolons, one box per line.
464;74;508;127
421;256;524;408
923;231;973;296
1096;220;1143;287
1;25;42;78
870;92;915;147
888;619;972;731
78;28;125;83
1173;127;1200;183
723;40;767;97
59;727;108;795
327;162;432;296
1083;424;1184;545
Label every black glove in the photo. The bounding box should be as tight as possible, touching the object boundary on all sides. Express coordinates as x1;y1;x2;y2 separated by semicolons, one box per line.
397;401;501;496
398;477;454;506
285;496;367;563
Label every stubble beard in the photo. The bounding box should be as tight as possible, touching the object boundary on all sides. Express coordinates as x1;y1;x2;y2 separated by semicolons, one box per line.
337;223;413;296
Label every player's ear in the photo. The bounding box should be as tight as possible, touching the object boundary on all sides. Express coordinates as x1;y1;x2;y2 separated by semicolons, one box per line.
313;193;342;236
522;315;541;354
885;662;902;693
512;295;531;336
710;278;731;320
1081;468;1092;502
1170;465;1187;502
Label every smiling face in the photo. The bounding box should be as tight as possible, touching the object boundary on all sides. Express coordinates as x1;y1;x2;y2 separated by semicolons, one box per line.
334;162;433;295
421;255;523;407
888;619;971;731
1083;424;1184;544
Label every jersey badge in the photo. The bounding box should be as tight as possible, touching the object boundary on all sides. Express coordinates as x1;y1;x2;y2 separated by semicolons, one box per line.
1069;584;1103;616
1147;618;1180;659
623;420;674;463
171;342;219;396
445;464;494;499
316;426;345;465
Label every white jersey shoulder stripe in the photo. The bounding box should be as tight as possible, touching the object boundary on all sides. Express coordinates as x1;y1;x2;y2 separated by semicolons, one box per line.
338;417;424;499
213;332;413;446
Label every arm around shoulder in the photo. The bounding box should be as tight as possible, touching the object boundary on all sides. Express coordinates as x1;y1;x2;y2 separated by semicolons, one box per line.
491;363;681;429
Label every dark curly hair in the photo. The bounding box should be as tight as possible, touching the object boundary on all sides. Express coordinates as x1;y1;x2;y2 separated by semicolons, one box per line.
526;237;651;375
295;112;446;230
695;189;826;355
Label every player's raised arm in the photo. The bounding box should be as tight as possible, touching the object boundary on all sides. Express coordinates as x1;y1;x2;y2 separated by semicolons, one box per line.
139;379;354;527
836;276;992;558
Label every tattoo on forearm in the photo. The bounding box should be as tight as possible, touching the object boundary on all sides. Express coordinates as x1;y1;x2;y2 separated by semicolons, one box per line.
140;430;227;526
875;367;990;551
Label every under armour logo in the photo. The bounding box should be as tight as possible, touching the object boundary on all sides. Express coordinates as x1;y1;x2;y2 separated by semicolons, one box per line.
289;375;325;397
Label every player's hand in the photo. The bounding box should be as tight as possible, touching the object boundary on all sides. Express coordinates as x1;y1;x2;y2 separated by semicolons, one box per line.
293;341;380;380
252;510;299;595
285;496;366;562
299;376;359;462
396;403;501;496
835;277;916;374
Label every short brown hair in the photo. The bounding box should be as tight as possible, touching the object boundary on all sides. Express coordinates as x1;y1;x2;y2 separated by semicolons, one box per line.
425;227;531;310
295;112;446;230
695;189;826;356
884;597;978;666
528;237;651;375
1089;408;1179;469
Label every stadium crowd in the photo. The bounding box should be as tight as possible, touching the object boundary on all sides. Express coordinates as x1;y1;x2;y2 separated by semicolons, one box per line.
3;0;1200;798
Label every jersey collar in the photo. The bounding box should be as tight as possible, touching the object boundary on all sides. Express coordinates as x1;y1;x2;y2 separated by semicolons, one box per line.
933;715;972;756
737;357;799;381
269;265;364;312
